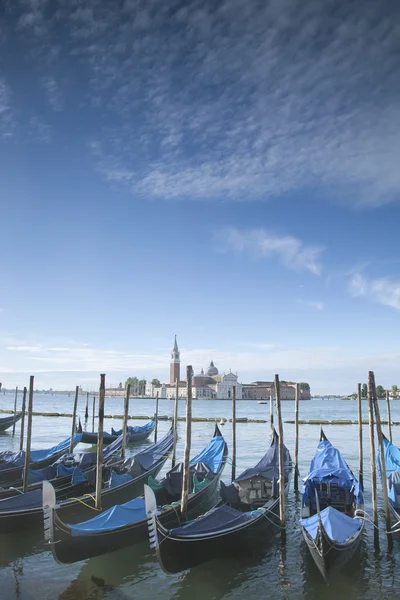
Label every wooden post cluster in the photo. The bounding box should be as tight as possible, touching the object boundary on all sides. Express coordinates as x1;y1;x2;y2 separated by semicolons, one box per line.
294;383;299;492
232;385;237;482
23;376;34;493
95;374;106;511
121;384;131;460
275;374;286;536
181;366;193;520
69;386;79;453
20;387;27;451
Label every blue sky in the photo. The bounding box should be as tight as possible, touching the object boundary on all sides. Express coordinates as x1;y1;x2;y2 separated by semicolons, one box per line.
1;0;400;394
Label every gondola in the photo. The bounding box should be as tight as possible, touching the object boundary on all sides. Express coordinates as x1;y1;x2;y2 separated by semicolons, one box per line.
377;434;400;534
145;430;291;573
299;429;364;581
0;433;83;487
80;419;155;445
0;431;124;501
43;425;227;564
0;412;22;432
0;427;174;534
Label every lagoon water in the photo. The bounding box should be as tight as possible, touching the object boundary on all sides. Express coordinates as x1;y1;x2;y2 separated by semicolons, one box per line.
1;392;400;600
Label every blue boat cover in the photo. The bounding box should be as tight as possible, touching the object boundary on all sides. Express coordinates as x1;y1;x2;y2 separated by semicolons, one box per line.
0;434;82;471
111;420;155;437
302;440;362;505
133;428;174;470
0;488;43;511
109;471;132;488
235;435;291;483
103;434;124;458
170;504;253;537
69;496;147;536
377;437;400;508
300;505;362;543
189;435;226;474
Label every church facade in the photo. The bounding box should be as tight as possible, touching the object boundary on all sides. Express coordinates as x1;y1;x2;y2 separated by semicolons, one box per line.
145;337;242;399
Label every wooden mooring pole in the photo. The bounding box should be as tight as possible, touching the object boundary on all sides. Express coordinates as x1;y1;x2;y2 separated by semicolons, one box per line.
270;393;274;432
95;374;106;511
92;395;96;432
23;376;34;493
181;366;193;521
371;372;393;551
275;374;286;537
357;383;363;489
69;386;79;453
121;384;131;460
172;378;179;469
386;390;392;443
20;386;27;451
12;386;18;435
232;385;237;482
368;372;379;550
85;391;89;421
154;392;159;443
294;383;299;492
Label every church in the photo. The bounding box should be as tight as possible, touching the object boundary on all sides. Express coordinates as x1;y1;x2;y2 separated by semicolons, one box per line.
145;336;242;400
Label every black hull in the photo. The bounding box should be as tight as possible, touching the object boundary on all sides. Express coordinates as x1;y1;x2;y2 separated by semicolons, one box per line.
47;438;228;564
0;430;174;534
0;413;22;432
154;496;281;573
302;519;364;581
81;427;153;445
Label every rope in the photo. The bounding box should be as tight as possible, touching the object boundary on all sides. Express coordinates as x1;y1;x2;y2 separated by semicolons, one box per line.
68;493;101;512
161;502;181;523
8;487;24;495
251;507;286;530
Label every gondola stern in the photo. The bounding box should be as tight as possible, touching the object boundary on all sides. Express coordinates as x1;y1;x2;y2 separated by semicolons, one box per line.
214;423;223;437
320;427;328;442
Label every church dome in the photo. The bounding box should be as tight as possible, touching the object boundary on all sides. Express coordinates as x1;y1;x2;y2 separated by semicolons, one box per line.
206;360;218;376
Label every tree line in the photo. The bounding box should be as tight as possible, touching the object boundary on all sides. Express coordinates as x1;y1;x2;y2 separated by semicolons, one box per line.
122;377;161;395
360;383;398;399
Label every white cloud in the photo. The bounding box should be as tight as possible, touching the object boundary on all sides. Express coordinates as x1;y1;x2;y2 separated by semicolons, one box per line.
41;77;63;112
220;228;323;275
350;273;400;311
3;1;400;206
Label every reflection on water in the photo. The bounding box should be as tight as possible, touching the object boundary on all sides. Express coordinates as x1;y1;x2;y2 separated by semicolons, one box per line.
2;395;400;598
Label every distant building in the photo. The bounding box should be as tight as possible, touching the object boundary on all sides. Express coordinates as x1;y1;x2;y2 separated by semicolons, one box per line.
242;381;310;400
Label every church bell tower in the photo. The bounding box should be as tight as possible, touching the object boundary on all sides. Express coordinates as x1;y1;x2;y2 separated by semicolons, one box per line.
170;335;180;384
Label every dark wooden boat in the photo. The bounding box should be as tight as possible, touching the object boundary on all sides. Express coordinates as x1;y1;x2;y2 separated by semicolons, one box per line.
0;433;83;487
0;432;124;501
300;429;364;581
0;428;174;533
43;425;228;564
146;430;291;573
0;412;22;432
80;420;155;445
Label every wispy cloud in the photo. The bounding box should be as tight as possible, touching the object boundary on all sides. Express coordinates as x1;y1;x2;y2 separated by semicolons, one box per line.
3;1;400;207
350;273;400;311
219;228;323;275
296;299;324;311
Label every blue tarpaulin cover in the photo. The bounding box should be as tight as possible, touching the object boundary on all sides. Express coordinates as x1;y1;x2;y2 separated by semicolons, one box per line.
69;496;147;536
235;435;290;483
377;437;400;509
302;440;362;505
189;435;226;474
133;428;174;470
111;420;155;437
0;434;82;471
0;488;43;511
170;504;253;537
300;505;362;543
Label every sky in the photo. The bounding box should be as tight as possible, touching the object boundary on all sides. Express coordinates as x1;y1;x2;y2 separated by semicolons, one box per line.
1;0;400;395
